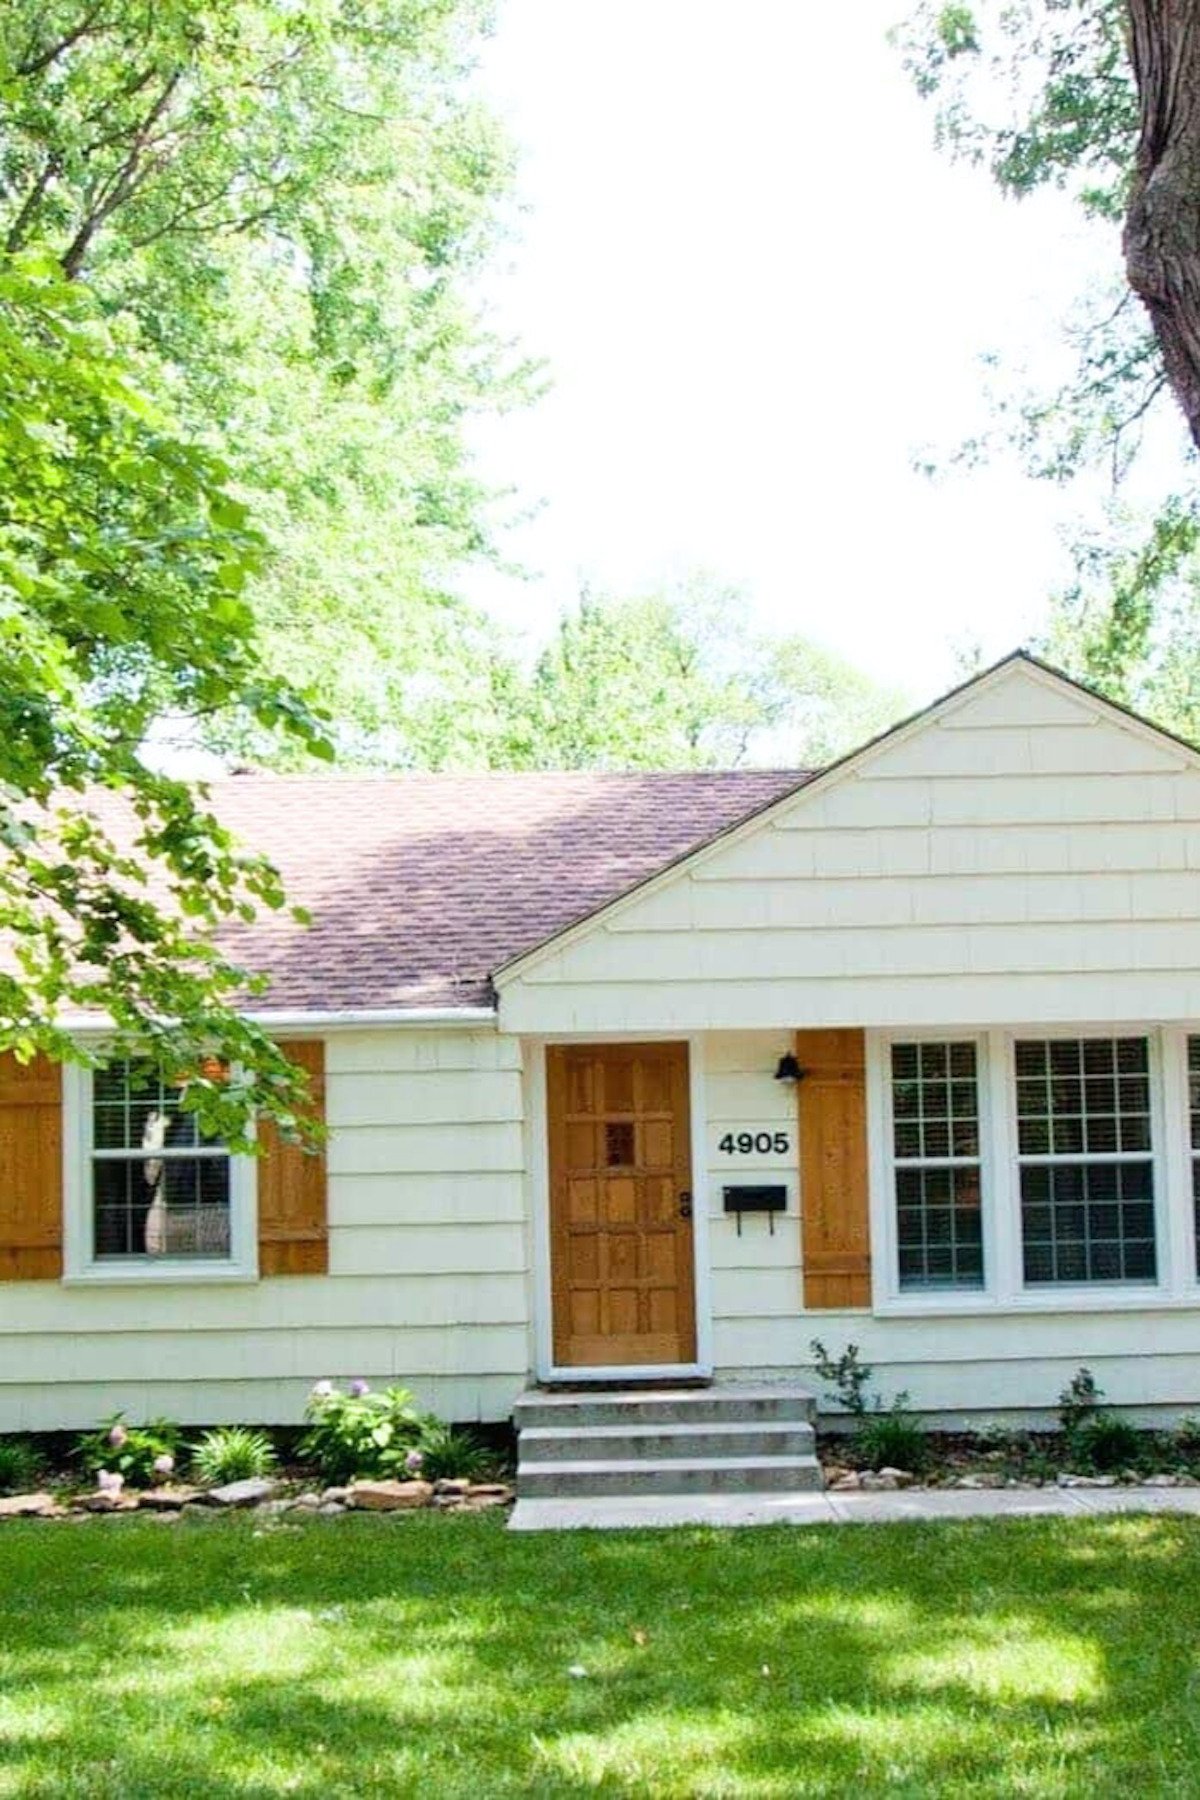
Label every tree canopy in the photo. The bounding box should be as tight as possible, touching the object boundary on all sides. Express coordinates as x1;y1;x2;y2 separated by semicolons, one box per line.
899;2;1200;741
500;581;907;773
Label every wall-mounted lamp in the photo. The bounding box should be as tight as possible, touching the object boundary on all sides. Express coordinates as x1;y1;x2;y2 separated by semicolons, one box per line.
774;1052;803;1083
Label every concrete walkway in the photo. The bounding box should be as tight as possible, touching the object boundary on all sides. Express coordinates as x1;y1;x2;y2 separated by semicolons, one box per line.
509;1484;1200;1532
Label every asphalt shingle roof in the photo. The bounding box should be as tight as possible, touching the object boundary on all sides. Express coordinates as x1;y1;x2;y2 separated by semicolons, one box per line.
204;769;810;1012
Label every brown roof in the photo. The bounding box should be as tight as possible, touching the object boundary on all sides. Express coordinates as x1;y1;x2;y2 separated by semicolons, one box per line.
200;769;810;1012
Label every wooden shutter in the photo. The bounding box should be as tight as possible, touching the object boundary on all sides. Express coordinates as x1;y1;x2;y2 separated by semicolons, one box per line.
0;1053;63;1281
796;1028;871;1308
257;1040;327;1276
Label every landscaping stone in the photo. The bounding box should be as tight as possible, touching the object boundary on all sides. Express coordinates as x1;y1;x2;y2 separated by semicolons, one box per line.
461;1489;512;1510
466;1484;513;1501
0;1491;57;1518
347;1479;433;1511
204;1477;279;1508
1145;1473;1180;1487
321;1487;351;1505
140;1485;202;1511
956;1473;1004;1489
829;1472;862;1491
290;1492;323;1511
878;1467;915;1488
79;1491;140;1513
434;1478;471;1497
317;1501;347;1516
860;1471;899;1491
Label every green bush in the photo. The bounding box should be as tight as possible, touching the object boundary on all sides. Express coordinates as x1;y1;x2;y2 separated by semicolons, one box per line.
301;1381;423;1482
853;1404;928;1475
76;1413;180;1488
189;1427;277;1487
1175;1417;1200;1461
1072;1415;1146;1473
1058;1367;1102;1437
414;1419;490;1484
0;1438;42;1495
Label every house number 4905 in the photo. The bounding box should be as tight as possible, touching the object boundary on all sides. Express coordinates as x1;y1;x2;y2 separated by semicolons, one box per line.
717;1131;791;1156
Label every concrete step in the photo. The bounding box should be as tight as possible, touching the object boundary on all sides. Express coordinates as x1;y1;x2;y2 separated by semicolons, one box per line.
513;1383;817;1431
518;1420;816;1463
518;1454;824;1499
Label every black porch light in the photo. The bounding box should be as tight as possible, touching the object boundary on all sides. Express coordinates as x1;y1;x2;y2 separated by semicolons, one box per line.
774;1052;803;1083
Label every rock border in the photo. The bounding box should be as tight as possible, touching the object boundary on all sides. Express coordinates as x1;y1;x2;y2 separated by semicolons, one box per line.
0;1476;514;1522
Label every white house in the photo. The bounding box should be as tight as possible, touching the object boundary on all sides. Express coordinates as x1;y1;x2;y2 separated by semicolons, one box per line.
4;652;1200;1436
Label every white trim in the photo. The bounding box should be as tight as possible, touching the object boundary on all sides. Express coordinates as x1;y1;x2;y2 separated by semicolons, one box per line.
56;1006;497;1037
527;1033;714;1384
867;1020;1200;1318
62;1064;258;1286
868;1029;990;1309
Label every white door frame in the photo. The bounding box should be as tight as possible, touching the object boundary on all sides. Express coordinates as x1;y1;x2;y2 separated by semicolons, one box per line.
525;1032;714;1383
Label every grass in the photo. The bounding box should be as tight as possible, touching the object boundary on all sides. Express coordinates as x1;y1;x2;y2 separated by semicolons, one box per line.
0;1513;1198;1796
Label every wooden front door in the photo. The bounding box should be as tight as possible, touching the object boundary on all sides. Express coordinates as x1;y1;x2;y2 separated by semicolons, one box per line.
547;1041;696;1367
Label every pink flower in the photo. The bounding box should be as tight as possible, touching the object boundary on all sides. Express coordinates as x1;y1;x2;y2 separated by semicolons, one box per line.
153;1453;175;1479
405;1449;424;1474
349;1379;370;1398
96;1469;124;1495
311;1379;335;1399
108;1424;128;1448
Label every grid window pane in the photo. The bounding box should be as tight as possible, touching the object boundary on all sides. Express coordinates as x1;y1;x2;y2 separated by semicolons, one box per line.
891;1041;984;1291
1016;1038;1155;1287
92;1060;230;1261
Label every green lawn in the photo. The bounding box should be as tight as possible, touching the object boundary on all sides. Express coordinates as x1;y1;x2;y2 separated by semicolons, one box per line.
0;1512;1197;1797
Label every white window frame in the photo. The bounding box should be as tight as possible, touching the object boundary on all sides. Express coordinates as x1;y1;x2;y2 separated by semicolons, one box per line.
875;1032;991;1304
1009;1030;1163;1294
868;1024;1198;1317
62;1063;258;1285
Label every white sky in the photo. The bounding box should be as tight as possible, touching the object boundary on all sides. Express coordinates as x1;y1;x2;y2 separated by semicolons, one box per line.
461;0;1142;705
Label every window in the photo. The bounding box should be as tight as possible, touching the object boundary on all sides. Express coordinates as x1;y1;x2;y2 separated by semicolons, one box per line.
1015;1037;1156;1286
890;1041;984;1291
91;1060;231;1261
1189;1037;1200;1277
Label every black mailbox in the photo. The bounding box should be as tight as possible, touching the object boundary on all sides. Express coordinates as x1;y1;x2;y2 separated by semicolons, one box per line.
723;1184;788;1236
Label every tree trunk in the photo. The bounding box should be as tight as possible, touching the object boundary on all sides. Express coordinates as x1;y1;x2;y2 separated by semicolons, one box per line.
1124;1;1200;450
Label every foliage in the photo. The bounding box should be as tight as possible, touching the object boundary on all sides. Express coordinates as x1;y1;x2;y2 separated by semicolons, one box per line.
411;1418;491;1484
1072;1414;1146;1474
897;2;1200;748
853;1404;931;1476
188;1426;277;1488
1057;1366;1103;1438
809;1339;874;1419
1175;1417;1200;1460
76;1412;180;1488
5;1512;1200;1792
0;0;532;772
503;581;907;772
0;250;332;1139
810;1339;926;1471
300;1381;424;1483
0;1437;42;1495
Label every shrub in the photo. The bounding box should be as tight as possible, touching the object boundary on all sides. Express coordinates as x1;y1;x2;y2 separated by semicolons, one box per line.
853;1402;928;1475
190;1427;277;1487
1058;1368;1102;1437
413;1418;490;1484
1072;1415;1146;1473
300;1381;423;1482
76;1413;180;1489
809;1340;872;1417
1175;1417;1200;1460
0;1437;42;1495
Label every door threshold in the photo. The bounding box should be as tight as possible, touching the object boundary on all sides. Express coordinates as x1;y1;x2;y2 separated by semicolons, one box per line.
540;1364;713;1389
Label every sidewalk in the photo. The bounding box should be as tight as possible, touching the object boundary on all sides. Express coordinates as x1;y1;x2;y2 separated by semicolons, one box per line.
509;1483;1200;1532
